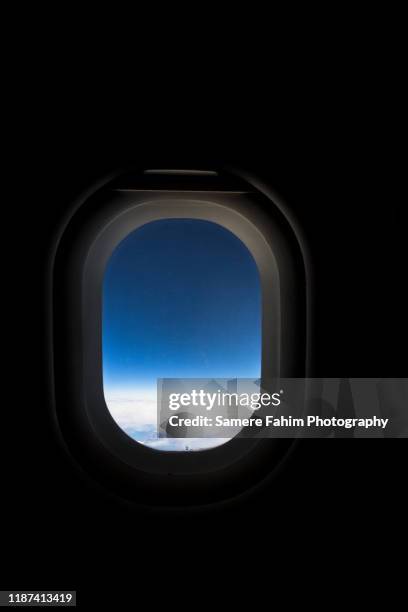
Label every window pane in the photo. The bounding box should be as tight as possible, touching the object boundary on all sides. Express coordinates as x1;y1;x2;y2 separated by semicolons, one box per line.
103;219;261;451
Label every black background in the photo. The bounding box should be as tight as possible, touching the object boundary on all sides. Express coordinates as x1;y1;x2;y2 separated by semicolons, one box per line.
3;66;406;605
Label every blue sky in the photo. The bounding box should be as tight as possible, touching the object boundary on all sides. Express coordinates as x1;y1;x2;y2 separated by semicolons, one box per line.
102;219;261;450
103;219;261;392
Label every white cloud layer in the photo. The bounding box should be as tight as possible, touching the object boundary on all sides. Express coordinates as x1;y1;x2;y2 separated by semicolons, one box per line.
105;391;157;428
104;392;230;451
139;437;230;451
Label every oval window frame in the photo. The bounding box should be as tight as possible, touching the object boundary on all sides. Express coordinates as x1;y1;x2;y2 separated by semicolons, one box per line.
51;169;309;506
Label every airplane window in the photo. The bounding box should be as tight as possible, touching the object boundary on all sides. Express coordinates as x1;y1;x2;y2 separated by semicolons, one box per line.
102;219;261;451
